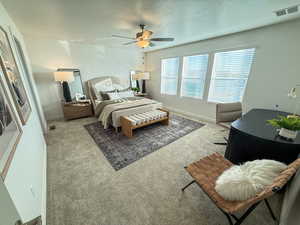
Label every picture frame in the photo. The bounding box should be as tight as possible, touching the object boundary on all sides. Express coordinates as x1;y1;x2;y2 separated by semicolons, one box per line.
12;34;31;91
0;71;22;180
0;26;31;125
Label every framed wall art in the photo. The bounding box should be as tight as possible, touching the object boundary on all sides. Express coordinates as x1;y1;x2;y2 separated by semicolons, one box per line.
0;72;22;180
0;26;31;125
13;35;31;89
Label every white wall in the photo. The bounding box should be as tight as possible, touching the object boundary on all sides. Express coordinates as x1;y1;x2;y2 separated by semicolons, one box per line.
24;36;143;120
0;3;47;224
0;178;21;225
145;19;300;121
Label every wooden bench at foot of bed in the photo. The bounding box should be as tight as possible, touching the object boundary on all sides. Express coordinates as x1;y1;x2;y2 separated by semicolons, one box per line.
120;109;169;138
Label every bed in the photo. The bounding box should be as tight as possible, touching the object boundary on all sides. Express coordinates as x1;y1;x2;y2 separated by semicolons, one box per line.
87;76;162;130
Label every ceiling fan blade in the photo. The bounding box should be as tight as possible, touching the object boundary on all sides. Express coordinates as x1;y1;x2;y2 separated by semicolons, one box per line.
112;35;135;40
150;38;174;42
123;41;137;45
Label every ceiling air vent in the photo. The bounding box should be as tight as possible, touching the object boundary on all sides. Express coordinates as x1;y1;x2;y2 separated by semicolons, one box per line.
275;5;299;17
287;5;299;14
275;9;287;17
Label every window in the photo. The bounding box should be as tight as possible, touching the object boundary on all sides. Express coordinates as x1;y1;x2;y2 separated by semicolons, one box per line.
181;54;209;99
160;57;179;95
208;48;255;103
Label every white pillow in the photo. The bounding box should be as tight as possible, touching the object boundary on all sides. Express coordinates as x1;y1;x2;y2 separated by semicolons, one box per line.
113;83;128;91
118;90;134;98
93;79;114;99
215;160;287;201
107;92;120;100
95;99;102;106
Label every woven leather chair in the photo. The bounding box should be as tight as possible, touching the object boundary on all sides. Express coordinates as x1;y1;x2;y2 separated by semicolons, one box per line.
182;153;300;225
215;102;242;145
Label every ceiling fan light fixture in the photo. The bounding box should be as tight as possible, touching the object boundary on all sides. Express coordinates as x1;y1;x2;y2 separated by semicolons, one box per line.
113;24;174;47
142;30;153;39
137;40;150;48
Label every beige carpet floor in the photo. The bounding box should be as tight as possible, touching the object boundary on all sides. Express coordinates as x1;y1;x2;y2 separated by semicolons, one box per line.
46;115;282;225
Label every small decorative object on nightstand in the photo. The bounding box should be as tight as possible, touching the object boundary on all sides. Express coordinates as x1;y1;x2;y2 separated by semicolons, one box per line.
62;100;93;120
134;92;151;99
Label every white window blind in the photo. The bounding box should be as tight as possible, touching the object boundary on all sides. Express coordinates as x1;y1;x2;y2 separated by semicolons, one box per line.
208;48;255;103
161;57;179;95
181;54;209;99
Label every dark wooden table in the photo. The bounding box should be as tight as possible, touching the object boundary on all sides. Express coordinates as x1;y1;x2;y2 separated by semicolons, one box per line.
225;108;300;165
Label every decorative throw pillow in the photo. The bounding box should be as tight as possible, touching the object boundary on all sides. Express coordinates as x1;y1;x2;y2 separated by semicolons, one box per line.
100;90;117;101
118;90;134;98
93;79;114;100
117;87;131;92
215;159;287;201
107;92;120;100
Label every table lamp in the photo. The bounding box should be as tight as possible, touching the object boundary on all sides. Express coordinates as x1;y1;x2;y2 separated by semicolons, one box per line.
54;71;74;102
132;72;150;93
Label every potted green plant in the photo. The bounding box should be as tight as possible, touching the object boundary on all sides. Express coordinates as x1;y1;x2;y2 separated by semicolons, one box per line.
131;87;140;94
267;115;300;140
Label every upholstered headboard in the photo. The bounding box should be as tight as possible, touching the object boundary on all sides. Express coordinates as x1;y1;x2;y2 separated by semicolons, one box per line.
86;76;122;110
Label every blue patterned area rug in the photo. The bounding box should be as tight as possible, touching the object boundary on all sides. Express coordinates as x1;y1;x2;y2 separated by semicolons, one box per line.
84;114;204;170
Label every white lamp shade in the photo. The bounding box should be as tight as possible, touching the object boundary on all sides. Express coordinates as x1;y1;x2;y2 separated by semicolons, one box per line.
132;72;150;80
54;71;74;82
131;73;140;80
141;72;150;80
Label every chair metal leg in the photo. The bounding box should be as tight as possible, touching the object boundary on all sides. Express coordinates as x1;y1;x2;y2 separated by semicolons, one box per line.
234;202;260;225
214;142;228;145
181;180;196;192
224;213;233;225
264;199;277;221
230;214;239;222
217;202;260;225
220;211;234;225
214;137;228;145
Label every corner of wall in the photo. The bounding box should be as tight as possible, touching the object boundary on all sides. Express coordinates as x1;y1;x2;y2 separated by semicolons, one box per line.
41;142;47;225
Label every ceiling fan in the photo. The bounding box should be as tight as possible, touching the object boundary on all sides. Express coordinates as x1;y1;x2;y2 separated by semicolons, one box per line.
112;24;174;48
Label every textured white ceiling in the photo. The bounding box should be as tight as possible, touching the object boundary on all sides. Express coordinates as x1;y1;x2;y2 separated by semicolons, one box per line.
2;0;300;50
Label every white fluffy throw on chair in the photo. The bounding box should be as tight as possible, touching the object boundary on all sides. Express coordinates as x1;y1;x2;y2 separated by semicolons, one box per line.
215;159;287;201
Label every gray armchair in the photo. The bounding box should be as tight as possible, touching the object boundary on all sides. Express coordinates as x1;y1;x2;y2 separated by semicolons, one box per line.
215;102;242;145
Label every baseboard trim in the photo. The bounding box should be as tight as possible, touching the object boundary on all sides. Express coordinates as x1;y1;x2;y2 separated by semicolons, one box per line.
164;105;216;123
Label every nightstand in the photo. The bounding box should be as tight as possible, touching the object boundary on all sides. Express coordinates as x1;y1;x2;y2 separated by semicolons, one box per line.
62;101;93;120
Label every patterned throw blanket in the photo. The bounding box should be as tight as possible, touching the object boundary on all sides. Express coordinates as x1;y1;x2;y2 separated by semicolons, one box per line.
98;98;158;129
